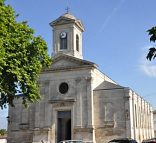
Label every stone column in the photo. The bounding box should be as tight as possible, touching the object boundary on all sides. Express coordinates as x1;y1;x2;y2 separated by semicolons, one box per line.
34;103;40;128
86;76;95;142
75;77;82;127
132;92;138;141
124;88;132;138
85;76;94;128
150;106;154;138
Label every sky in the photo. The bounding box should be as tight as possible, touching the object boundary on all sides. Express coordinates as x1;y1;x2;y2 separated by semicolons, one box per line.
1;0;156;129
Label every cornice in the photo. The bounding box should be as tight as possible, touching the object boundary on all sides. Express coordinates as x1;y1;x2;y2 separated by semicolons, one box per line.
41;64;96;74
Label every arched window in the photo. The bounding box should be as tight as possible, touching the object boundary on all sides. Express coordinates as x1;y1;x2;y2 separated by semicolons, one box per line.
60;32;67;50
76;34;79;51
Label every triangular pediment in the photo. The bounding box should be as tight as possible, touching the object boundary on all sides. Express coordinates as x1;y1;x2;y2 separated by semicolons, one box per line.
94;81;124;91
45;54;97;71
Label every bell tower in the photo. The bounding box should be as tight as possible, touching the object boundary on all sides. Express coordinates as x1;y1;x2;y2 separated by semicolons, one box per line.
50;12;84;59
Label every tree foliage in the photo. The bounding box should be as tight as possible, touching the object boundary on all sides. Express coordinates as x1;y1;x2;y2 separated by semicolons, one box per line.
0;129;7;136
146;26;156;60
0;0;51;108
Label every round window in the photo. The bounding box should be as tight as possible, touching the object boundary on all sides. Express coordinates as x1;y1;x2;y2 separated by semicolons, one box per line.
59;82;69;94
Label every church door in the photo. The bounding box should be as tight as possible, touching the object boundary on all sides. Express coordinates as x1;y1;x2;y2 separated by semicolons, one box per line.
57;111;71;143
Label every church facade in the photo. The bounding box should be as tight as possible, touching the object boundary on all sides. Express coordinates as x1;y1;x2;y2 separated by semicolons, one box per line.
7;13;154;143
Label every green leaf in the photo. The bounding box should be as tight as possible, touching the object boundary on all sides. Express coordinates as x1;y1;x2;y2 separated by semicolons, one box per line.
0;1;52;108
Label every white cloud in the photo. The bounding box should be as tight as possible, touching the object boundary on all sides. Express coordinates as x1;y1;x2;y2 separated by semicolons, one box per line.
140;64;156;77
139;45;156;77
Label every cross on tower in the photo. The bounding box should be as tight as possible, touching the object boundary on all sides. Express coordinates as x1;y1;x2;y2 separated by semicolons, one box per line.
65;7;70;13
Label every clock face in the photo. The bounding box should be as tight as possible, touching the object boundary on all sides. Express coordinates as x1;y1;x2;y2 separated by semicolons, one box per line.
60;32;67;38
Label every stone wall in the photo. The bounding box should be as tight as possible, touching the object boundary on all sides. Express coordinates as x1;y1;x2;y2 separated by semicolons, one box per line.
93;87;126;143
153;110;156;137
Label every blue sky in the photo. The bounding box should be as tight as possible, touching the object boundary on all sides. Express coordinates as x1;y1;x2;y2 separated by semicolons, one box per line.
1;0;156;129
